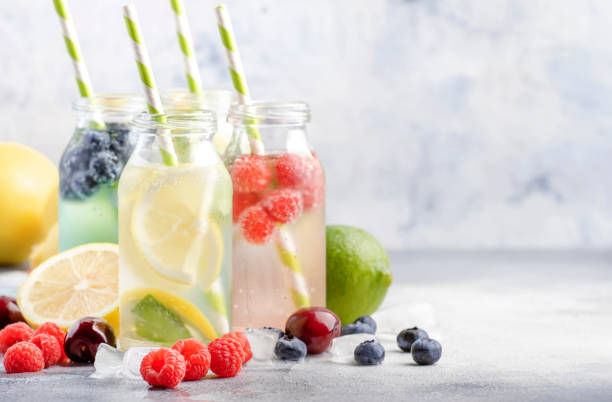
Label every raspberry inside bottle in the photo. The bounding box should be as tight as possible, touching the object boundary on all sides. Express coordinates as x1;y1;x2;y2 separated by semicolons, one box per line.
225;101;325;329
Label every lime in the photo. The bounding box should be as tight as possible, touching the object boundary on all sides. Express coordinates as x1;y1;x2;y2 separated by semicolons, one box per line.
326;225;392;325
131;294;191;343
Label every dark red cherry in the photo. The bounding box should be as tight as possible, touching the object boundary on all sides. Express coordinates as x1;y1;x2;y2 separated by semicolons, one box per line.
285;307;341;355
64;317;116;363
0;296;25;329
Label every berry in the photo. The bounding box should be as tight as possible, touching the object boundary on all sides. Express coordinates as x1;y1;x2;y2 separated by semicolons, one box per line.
262;189;303;224
354;340;385;365
276;153;315;188
223;331;252;363
140;348;186;388
60;146;90;174
88;151;120;184
64;317;116;363
208;337;243;377
33;322;67;362
0;322;34;353
239;205;276;244
397;327;429;352
233;192;260;223
67;171;98;199
81;130;111;153
300;177;324;210
107;123;135;159
261;327;284;339
285;307;341;355
30;333;61;368
274;335;307;361
3;341;44;373
171;339;211;381
411;339;442;365
354;316;377;333
0;296;25;329
341;322;375;336
230;155;272;192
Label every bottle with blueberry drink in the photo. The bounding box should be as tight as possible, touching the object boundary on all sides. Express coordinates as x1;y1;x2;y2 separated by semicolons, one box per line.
225;101;326;329
59;94;145;251
162;89;235;155
118;111;232;349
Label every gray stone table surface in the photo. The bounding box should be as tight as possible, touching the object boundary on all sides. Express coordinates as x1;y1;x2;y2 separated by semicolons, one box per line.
1;250;611;401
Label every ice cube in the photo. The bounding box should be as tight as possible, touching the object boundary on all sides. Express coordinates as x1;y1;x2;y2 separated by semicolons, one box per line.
325;333;375;363
245;328;278;361
121;347;159;380
90;343;124;379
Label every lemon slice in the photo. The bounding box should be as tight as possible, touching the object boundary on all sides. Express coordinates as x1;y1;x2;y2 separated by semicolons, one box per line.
121;287;218;342
131;166;223;288
17;243;119;330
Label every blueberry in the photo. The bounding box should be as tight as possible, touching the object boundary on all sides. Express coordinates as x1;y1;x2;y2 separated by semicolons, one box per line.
274;335;307;361
261;327;284;339
341;322;375;336
354;316;377;333
107;123;135;159
354;340;385;365
397;327;429;352
60;146;91;175
411;339;442;365
81;130;110;152
88;151;121;184
68;171;98;199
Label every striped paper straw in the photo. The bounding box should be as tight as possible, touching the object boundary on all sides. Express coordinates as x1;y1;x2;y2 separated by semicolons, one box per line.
215;4;265;156
169;0;202;93
215;4;311;309
52;0;94;98
123;4;177;166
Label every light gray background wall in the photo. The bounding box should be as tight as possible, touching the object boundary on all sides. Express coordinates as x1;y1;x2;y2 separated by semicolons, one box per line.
1;0;611;250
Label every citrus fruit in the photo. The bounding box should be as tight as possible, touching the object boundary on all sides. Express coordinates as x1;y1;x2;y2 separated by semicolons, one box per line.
17;243;119;331
326;225;392;325
28;222;59;269
120;288;218;343
131;165;225;288
0;143;58;265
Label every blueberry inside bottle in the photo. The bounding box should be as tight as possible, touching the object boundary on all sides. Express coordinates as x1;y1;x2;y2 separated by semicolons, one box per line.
59;95;145;251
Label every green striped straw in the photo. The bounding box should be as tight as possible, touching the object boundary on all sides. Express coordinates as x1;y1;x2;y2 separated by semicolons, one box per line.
123;4;177;166
215;4;311;309
53;0;104;128
52;0;93;97
169;0;202;93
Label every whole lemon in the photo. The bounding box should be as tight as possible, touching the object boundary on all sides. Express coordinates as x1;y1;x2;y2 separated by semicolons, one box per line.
326;225;393;325
0;143;58;265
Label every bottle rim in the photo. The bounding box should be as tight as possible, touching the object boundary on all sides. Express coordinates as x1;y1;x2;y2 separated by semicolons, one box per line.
161;88;236;109
229;101;310;126
132;111;217;134
72;93;146;114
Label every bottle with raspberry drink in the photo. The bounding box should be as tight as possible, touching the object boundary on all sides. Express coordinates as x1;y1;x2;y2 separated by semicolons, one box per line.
224;101;326;329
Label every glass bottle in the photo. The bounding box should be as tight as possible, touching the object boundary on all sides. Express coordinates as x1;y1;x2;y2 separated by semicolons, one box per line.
225;101;326;329
162;89;234;155
59;94;145;251
118;111;232;349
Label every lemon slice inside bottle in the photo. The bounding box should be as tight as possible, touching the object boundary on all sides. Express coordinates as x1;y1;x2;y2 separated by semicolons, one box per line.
131;166;223;288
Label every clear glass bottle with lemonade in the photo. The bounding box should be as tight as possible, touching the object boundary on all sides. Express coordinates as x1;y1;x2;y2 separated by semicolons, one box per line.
118;111;232;349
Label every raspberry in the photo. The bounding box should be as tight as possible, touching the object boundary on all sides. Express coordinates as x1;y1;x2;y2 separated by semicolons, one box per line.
0;322;34;353
239;205;276;244
171;339;211;381
301;180;325;210
231;155;272;192
30;333;61;368
222;331;252;363
34;322;68;363
208;337;243;377
276;153;316;188
3;341;44;373
233;192;260;223
262;189;303;224
140;348;186;389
